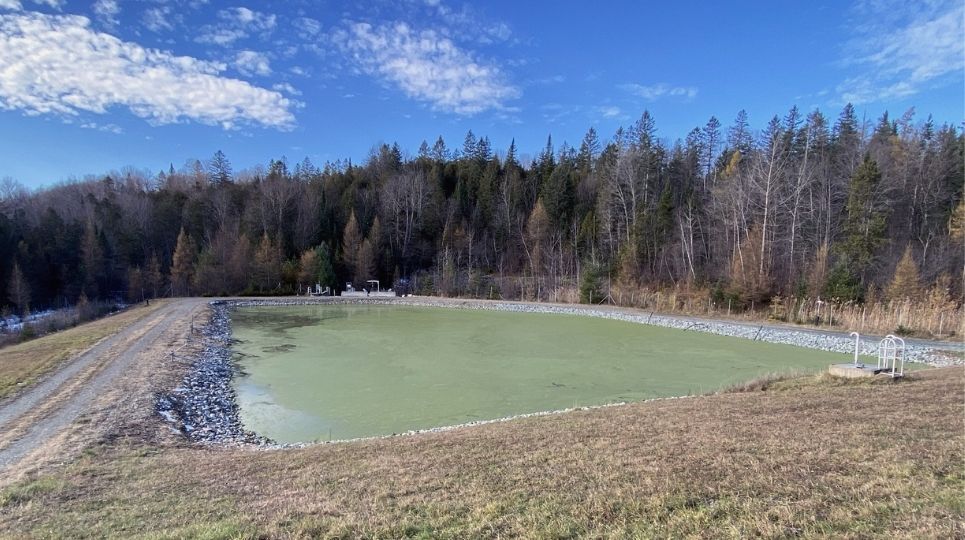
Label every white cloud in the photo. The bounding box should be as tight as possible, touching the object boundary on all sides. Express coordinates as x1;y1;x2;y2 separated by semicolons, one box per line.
272;82;300;96
837;0;963;104
333;21;519;115
0;12;295;129
426;1;512;45
598;105;622;118
92;0;118;27
30;0;62;9
142;7;173;33
80;121;122;134
293;16;321;40
234;50;271;76
0;0;22;11
621;83;698;101
197;6;276;46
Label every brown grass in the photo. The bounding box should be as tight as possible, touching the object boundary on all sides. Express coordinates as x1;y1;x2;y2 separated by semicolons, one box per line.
543;282;963;340
0;301;169;400
1;365;961;539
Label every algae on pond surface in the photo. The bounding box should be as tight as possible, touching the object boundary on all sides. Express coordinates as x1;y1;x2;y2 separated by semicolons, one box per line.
231;304;850;443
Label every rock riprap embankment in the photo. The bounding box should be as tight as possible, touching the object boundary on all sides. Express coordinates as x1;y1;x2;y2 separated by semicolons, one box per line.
156;302;272;445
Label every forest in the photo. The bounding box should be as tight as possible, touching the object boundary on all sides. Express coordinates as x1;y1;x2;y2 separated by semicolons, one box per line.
1;103;962;334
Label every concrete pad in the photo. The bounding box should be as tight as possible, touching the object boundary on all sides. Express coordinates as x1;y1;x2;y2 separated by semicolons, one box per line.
828;363;884;378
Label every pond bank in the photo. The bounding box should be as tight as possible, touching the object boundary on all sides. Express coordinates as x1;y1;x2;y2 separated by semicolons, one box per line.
156;297;959;447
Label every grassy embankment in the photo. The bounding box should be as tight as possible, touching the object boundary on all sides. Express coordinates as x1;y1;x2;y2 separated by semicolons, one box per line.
0;300;169;399
0;365;961;538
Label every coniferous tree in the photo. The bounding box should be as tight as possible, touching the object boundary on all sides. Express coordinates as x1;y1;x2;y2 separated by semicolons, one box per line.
207;150;232;185
840;155;888;283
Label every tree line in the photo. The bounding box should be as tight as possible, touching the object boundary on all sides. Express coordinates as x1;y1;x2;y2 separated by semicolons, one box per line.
1;104;962;321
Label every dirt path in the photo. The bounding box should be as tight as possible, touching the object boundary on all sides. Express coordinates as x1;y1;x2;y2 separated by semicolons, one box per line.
0;299;202;471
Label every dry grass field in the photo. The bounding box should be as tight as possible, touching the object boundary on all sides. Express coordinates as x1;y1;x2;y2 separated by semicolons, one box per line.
0;365;961;539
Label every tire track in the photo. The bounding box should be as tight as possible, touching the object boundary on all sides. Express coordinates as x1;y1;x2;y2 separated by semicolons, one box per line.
0;300;197;470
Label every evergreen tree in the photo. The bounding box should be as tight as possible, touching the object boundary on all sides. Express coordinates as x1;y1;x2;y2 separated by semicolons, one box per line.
431;136;448;161
840;155;888;282
540;160;575;229
728;109;753;157
316;244;336;289
207;150;232;185
823;259;862;302
462;130;477;160
700;116;721;184
577;127;600;172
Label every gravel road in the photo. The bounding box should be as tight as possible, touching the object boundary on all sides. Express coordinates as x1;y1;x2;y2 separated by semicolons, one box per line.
0;299;201;470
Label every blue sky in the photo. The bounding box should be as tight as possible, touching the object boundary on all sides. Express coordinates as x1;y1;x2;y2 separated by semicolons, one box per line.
0;0;962;187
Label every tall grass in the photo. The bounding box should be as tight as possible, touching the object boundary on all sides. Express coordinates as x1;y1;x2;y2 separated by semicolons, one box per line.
415;270;962;339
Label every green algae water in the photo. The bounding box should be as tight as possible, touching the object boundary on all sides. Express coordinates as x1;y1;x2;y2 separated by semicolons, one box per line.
231;304;849;443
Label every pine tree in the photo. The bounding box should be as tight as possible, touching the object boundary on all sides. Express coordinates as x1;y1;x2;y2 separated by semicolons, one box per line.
540;161;574;229
431;136;448;161
700;116;721;184
462;130;477;160
207;150;232;185
315;244;336;289
577;127;600;172
840;155;888;282
727;109;753;157
885;246;921;301
170;228;197;296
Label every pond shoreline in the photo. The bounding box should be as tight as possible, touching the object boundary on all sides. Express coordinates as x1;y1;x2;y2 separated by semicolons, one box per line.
156;297;958;449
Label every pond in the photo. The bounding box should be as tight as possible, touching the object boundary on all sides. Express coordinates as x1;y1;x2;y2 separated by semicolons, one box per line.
231;304;849;443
